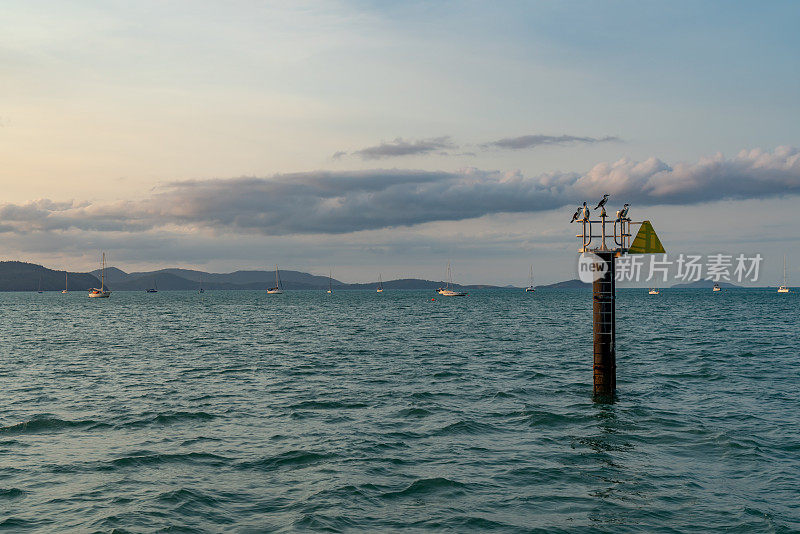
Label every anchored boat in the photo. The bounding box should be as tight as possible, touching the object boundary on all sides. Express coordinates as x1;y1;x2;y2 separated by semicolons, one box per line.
525;265;535;292
778;255;790;293
88;252;111;298
437;262;467;296
267;265;284;294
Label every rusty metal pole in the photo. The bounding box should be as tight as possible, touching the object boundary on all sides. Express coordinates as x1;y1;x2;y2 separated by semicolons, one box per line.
592;251;616;400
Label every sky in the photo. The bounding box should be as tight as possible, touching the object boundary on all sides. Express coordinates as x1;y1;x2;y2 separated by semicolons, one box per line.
2;0;799;285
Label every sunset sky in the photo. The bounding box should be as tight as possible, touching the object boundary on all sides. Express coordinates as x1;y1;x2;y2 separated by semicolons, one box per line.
2;1;799;285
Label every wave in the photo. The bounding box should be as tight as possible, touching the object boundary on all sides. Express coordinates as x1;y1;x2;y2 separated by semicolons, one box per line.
0;488;25;500
434;419;501;436
157;487;219;506
121;411;217;428
237;450;334;471
396;407;432;418
288;400;369;410
0;415;110;436
109;451;230;468
380;477;467;499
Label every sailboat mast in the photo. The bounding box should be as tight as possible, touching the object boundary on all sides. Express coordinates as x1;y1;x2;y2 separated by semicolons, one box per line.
101;252;105;291
784;254;788;285
447;261;452;290
65;271;68;291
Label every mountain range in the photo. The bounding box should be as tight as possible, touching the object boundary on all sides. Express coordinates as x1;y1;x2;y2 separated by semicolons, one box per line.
0;263;504;291
0;262;101;292
0;262;749;292
91;267;513;291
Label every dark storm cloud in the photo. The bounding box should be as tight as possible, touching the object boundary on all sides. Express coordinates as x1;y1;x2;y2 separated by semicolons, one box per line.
484;134;620;150
1;146;799;236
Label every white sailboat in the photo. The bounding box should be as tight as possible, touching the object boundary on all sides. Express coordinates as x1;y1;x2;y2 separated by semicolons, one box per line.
146;276;158;293
712;283;721;292
198;273;204;293
525;265;535;292
437;262;467;297
62;271;68;294
327;269;333;294
267;265;284;294
648;288;660;295
88;252;111;298
778;255;790;293
377;274;384;293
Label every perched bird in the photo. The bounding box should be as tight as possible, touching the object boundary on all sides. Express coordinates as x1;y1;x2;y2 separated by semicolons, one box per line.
619;203;630;218
595;194;609;210
581;202;590;220
570;207;581;223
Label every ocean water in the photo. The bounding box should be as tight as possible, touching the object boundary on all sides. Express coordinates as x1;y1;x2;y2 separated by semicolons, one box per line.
1;288;798;533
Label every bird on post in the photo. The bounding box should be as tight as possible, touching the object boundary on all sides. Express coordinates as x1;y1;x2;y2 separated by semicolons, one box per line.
570;206;581;223
581;202;590;221
595;194;609;210
619;203;630;219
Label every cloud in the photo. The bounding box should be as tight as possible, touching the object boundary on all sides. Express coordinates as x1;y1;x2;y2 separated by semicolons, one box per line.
1;146;798;236
337;134;616;159
484;134;620;150
349;137;456;160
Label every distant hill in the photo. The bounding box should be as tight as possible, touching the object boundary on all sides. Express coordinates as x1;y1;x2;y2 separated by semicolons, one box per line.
343;278;484;291
87;267;509;291
671;280;740;289
2;262;508;292
94;267;343;291
537;278;591;289
0;261;101;292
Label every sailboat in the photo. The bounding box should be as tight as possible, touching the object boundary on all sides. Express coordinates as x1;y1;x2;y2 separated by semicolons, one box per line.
88;252;111;298
437;261;467;296
267;265;283;294
712;283;721;292
62;271;68;294
648;288;660;295
377;274;384;293
37;273;43;293
525;265;535;292
778;255;790;293
146;276;158;293
198;273;204;293
327;269;333;294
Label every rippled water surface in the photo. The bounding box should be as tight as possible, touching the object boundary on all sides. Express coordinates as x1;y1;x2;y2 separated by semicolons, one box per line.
1;289;799;532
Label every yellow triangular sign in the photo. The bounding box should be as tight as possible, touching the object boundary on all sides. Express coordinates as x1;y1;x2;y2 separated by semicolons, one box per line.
628;220;665;254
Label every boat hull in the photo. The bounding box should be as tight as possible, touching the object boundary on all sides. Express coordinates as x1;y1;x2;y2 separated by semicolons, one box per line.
266;289;283;294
